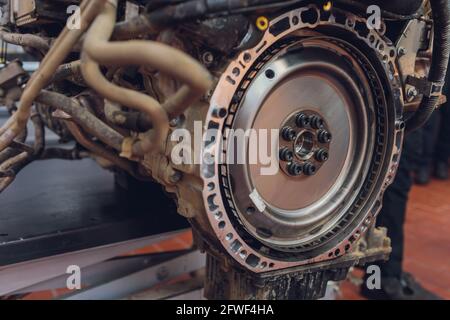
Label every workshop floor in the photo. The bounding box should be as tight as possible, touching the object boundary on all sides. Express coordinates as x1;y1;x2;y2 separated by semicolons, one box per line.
24;176;450;300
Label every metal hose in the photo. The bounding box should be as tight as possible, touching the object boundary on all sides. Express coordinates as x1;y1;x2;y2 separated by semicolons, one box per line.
36;90;125;152
112;0;304;40
0;113;44;193
63;120;138;178
0;30;51;52
104;100;153;132
81;52;169;158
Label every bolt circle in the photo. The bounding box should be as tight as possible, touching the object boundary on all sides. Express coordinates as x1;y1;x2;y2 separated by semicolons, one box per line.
279;110;331;178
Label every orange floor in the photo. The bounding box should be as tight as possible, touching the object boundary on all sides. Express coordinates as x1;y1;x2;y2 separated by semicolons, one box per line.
23;176;450;300
341;176;450;300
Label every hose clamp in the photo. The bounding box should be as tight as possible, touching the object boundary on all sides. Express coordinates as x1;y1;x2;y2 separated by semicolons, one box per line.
406;75;445;98
120;136;139;161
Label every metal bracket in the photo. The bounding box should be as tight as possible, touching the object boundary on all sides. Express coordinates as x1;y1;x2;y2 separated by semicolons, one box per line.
406;75;444;98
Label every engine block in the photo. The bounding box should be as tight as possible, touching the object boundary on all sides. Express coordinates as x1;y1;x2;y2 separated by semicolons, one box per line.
0;0;448;299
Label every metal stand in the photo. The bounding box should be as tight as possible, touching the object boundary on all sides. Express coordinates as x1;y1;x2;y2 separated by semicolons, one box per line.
1;231;198;298
0;159;195;299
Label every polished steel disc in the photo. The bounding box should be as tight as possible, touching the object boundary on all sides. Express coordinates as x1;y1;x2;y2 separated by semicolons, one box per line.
226;38;376;250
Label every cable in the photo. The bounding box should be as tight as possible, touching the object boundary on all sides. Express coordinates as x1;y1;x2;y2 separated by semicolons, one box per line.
405;0;450;133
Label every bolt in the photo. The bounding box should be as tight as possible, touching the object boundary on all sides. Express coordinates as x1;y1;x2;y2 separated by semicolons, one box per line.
157;266;170;281
303;162;317;176
295;113;310;128
317;130;332;143
281;126;296;141
309;115;325;129
315;149;329;162
279;147;294;162
287;162;303;176
406;87;418;100
169;170;183;183
398;47;407;57
170;115;184;127
212;107;227;118
17;75;28;86
256;16;269;31
202;52;214;66
231;92;241;104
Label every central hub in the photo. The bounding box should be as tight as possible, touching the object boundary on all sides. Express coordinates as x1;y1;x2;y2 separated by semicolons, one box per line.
279;110;332;178
294;130;315;160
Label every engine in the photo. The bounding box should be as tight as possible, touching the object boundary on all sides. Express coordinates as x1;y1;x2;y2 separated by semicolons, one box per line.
0;0;449;299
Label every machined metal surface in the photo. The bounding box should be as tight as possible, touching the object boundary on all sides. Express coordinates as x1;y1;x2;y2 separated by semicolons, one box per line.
278;109;332;178
227;39;373;250
201;5;404;272
63;250;205;300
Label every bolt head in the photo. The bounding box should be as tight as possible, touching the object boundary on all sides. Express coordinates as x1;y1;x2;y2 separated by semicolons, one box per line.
287;162;303;176
295;113;310;128
282;127;296;141
202;52;214;65
398;47;407;57
315;149;329;162
318;130;332;144
303;163;317;176
310;115;325;129
407;87;418;100
279;147;294;162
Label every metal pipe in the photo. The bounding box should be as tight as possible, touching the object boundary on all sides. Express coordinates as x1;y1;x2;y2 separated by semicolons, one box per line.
104;99;153;132
81;52;168;157
39;147;88;160
82;0;211;158
0;113;44;193
0;30;51;52
36;90;124;152
63;120;138;177
51;60;84;84
0;0;107;153
0;152;27;192
0;124;26;164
